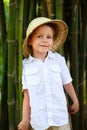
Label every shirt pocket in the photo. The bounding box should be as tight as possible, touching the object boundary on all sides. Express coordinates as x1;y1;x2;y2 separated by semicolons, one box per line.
24;68;40;86
50;65;62;83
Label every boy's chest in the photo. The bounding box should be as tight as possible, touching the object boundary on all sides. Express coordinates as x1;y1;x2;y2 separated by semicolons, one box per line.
24;62;62;89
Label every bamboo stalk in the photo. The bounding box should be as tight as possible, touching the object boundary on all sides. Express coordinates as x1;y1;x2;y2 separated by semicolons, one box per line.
55;0;63;19
46;0;51;18
18;0;24;122
86;45;87;107
23;0;29;38
7;0;16;129
28;0;37;22
38;0;48;17
0;0;8;129
63;1;73;129
15;0;20;126
70;1;79;130
78;0;87;129
50;0;55;19
63;0;72;61
55;0;64;54
15;0;24;127
63;0;79;130
71;0;79;92
85;45;87;129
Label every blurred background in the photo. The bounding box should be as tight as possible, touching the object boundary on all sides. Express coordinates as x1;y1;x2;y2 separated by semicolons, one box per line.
0;0;87;130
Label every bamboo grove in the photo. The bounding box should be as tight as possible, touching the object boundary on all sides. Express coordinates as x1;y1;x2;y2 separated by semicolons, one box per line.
0;0;87;130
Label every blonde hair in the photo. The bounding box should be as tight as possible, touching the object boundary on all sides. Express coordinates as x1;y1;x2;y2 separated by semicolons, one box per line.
23;36;33;58
23;23;58;58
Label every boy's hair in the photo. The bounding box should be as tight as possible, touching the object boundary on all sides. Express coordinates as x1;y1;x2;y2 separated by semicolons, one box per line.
23;36;33;58
23;23;58;58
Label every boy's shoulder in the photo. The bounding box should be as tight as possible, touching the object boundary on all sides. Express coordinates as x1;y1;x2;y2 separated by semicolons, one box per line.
51;51;64;60
22;56;33;65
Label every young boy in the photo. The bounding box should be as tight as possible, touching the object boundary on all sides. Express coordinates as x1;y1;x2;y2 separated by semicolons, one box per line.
18;17;79;130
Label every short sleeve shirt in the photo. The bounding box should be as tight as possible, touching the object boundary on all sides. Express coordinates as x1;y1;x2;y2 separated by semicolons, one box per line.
22;51;72;130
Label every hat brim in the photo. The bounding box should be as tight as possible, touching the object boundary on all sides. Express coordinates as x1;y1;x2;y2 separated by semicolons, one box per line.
26;17;68;51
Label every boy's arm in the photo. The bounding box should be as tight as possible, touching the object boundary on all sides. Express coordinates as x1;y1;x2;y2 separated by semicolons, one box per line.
18;89;30;130
64;83;79;114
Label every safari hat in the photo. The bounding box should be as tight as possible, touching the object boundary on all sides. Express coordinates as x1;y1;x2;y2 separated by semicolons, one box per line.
26;17;68;52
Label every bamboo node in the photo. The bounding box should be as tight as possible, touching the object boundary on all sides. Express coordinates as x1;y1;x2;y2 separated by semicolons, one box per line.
7;100;15;105
56;0;64;6
38;6;43;10
7;39;18;44
19;16;23;21
8;71;15;78
9;1;17;6
15;2;20;8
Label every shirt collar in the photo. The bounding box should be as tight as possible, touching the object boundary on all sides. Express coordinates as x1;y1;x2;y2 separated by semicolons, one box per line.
25;51;56;63
47;51;56;59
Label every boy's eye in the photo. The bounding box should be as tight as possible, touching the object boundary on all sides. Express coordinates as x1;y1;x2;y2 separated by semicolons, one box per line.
37;35;42;38
47;36;51;38
37;35;53;39
47;35;53;39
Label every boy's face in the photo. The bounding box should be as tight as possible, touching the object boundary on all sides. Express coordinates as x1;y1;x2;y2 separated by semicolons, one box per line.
29;25;54;58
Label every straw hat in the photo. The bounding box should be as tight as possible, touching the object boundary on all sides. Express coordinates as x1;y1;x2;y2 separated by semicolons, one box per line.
26;17;68;52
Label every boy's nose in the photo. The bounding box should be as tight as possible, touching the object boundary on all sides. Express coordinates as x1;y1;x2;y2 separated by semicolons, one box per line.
43;37;47;42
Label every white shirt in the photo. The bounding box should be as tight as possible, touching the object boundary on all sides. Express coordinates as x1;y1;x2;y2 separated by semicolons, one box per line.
22;51;72;130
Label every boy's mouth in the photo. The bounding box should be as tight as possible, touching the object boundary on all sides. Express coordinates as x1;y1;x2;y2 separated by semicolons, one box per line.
40;45;49;48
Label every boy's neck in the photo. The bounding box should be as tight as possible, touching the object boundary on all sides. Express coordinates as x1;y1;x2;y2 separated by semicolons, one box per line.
32;52;48;62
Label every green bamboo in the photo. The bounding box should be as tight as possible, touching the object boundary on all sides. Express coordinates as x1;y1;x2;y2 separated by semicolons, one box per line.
64;0;79;91
50;0;55;19
86;40;87;106
70;1;79;93
70;1;79;130
55;0;64;54
38;0;48;17
18;0;24;122
63;1;73;129
85;45;87;130
15;0;24;127
63;0;79;130
0;0;8;129
63;0;72;61
7;0;16;129
55;0;63;19
23;0;30;38
15;0;20;126
28;0;37;22
78;0;87;129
